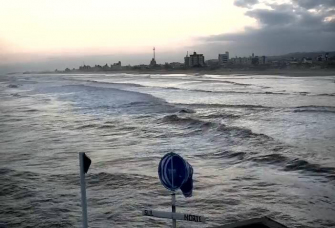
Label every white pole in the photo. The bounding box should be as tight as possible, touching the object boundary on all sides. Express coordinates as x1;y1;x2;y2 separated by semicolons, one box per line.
171;156;176;228
171;192;176;228
79;152;88;228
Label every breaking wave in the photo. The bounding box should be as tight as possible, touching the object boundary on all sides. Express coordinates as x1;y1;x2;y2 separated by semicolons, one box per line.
293;106;335;114
7;84;19;88
161;114;216;129
195;151;246;160
314;93;335;97
160;114;273;140
195;151;335;180
76;78;292;96
173;103;271;109
249;154;335;179
75;124;99;129
284;158;335;178
198;113;240;119
162;86;289;95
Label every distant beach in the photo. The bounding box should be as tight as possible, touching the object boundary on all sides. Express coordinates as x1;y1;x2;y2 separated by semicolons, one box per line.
116;68;335;77
41;68;335;77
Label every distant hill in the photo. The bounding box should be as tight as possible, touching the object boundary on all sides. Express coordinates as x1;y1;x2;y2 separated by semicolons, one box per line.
268;51;335;60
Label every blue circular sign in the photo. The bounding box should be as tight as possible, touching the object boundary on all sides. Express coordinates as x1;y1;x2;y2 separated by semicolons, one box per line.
158;152;190;191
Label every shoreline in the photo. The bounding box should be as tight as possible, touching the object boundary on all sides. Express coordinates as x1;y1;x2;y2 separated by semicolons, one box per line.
124;69;335;77
23;68;335;77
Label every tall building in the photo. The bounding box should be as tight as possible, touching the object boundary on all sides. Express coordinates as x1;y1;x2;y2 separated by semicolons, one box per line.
218;51;229;65
188;52;205;67
111;61;122;70
259;56;267;65
150;47;157;67
252;55;259;65
230;56;252;65
184;51;190;67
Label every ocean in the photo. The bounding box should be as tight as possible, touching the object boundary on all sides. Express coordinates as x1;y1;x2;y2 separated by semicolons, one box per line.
0;73;334;228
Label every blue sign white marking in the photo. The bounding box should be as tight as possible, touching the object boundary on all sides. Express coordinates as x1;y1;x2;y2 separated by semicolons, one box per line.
158;152;193;197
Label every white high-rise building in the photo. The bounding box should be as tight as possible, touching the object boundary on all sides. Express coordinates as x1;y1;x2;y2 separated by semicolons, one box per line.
185;52;205;67
218;51;229;65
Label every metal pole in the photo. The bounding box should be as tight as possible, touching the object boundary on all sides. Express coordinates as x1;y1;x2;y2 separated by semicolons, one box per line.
171;155;176;228
79;153;88;228
172;192;176;228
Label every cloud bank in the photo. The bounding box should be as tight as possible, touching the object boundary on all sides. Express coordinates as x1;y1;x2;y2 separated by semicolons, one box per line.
200;0;335;57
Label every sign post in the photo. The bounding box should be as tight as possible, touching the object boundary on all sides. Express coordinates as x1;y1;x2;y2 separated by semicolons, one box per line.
79;152;91;228
172;192;176;228
143;152;205;227
170;152;176;228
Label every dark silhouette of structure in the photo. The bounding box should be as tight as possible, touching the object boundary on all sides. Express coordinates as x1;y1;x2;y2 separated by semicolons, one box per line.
185;52;205;67
150;47;157;67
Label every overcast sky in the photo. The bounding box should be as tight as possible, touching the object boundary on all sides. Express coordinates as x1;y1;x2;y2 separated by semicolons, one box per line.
1;0;334;73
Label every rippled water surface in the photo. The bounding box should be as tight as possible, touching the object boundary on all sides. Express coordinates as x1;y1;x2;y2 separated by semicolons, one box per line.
1;73;335;228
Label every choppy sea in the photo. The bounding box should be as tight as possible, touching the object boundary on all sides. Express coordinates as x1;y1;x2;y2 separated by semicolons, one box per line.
1;73;335;228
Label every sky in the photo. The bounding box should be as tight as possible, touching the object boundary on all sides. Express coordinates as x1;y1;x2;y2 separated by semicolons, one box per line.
0;0;335;73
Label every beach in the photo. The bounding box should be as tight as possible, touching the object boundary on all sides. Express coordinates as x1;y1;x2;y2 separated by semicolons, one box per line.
47;68;335;77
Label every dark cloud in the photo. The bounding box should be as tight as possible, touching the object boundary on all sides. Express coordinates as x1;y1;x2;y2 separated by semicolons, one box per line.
246;9;296;26
234;0;259;8
198;0;335;57
292;0;335;9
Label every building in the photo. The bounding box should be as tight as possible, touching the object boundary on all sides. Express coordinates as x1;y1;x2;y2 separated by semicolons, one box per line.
259;56;267;65
111;61;122;70
218;52;229;65
205;59;219;67
252;56;259;65
184;52;190;67
134;64;149;70
230;53;267;66
188;52;205;67
150;58;157;67
114;61;121;66
102;64;110;71
79;65;92;71
230;57;252;65
150;47;157;67
302;57;313;64
169;62;183;69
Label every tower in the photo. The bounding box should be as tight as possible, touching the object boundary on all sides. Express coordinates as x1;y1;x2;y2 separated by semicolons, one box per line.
150;47;157;67
184;51;190;68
